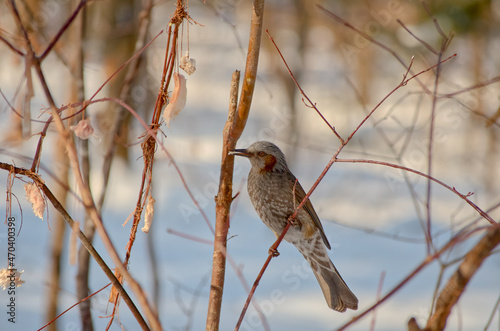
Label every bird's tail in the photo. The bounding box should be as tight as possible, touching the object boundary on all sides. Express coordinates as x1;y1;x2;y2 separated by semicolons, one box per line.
296;238;358;312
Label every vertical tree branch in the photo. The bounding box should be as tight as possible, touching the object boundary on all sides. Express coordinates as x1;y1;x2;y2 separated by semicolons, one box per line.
46;138;70;331
70;2;95;329
206;1;265;329
206;70;240;331
231;0;265;140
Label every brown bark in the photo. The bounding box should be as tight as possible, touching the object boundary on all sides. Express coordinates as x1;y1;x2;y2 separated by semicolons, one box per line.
425;226;500;331
206;1;265;330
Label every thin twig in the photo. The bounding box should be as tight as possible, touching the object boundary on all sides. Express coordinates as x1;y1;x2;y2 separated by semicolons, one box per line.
38;283;112;331
265;29;344;143
369;271;386;331
0;34;25;56
335;158;496;225
234;222;292;331
425;20;452;254
39;0;89;60
439;76;500;98
483;292;500;331
396;19;437;55
316;5;431;94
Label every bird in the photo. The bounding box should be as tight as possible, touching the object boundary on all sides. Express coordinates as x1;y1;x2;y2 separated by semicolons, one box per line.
230;141;358;312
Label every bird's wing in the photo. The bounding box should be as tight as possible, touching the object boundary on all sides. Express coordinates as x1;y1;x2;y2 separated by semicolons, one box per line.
288;172;332;250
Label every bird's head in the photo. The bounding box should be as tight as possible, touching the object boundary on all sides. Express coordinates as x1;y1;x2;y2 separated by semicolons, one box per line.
230;141;289;173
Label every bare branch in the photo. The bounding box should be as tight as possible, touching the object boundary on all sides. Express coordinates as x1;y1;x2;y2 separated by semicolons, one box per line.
335;158;496;225
265;29;344;143
231;0;265;140
425;226;500;331
39;0;89;60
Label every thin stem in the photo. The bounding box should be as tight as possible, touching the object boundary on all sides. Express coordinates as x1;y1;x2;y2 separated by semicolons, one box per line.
266;29;343;143
335;158;495;225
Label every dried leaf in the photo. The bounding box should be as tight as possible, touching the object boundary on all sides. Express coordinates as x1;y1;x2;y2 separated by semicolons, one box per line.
163;73;187;127
142;196;155;233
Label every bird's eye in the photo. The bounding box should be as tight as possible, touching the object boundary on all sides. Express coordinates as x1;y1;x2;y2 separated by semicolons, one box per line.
257;151;265;157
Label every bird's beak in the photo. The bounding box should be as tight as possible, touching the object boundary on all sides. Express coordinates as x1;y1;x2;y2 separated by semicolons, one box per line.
229;149;251;158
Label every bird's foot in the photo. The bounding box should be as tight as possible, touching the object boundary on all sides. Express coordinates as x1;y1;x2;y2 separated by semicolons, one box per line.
268;247;280;257
287;215;301;228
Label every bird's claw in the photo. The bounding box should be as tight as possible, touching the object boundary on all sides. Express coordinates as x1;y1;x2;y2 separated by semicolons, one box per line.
287;216;300;228
268;247;280;257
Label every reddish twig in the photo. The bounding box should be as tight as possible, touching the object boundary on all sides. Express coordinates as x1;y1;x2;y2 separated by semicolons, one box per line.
396;19;438;55
167;229;214;246
37;283;112;331
335;158;496;225
234;222;292;331
284;55;456;234
235;178;299;329
39;0;89;60
266;29;344;143
439;76;500;98
369;271;386;331
0;34;24;56
424;13;453;255
316;5;432;95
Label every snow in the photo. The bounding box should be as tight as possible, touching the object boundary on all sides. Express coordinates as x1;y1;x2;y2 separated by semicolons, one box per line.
0;1;499;331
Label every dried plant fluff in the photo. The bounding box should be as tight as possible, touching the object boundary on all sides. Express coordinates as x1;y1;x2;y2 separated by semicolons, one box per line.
24;182;45;220
0;268;25;290
163;73;187;127
180;52;196;75
70;118;94;139
142;196;155;233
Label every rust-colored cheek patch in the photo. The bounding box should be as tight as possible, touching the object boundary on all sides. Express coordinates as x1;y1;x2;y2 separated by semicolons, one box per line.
262;155;277;172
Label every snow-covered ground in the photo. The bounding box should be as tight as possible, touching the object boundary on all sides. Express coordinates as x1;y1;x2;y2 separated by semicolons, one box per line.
1;1;499;330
